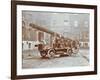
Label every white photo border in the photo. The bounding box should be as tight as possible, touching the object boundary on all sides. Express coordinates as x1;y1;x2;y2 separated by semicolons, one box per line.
16;5;95;76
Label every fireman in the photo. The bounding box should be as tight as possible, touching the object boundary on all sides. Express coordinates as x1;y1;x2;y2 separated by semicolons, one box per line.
60;36;65;48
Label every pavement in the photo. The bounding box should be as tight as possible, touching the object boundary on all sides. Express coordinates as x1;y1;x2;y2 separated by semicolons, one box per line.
22;49;89;69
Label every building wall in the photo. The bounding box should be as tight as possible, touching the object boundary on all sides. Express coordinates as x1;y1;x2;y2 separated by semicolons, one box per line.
22;41;39;50
22;9;90;50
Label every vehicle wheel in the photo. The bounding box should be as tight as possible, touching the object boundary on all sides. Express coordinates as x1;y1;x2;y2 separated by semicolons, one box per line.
40;51;47;58
73;47;79;54
48;49;55;58
68;49;72;56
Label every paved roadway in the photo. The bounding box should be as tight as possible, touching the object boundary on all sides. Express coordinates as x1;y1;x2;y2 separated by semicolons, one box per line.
22;49;89;69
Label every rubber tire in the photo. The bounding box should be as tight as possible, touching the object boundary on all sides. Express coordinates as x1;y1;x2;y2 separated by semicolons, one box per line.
73;47;79;54
48;49;55;58
40;51;47;58
68;49;72;56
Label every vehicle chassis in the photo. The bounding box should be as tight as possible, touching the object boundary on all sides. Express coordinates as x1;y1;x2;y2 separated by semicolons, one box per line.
36;43;79;58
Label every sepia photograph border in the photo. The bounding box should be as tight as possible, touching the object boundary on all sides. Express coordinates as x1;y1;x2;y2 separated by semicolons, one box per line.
11;1;97;80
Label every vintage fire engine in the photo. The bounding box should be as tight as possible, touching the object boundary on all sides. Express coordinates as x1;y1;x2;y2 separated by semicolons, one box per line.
30;23;80;58
35;35;80;58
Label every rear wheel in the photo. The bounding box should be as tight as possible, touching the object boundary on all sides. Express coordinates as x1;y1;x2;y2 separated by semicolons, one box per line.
72;47;79;54
72;44;80;54
68;49;72;56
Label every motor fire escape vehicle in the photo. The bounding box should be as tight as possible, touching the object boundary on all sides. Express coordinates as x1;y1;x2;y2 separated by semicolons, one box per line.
35;37;80;58
30;23;80;58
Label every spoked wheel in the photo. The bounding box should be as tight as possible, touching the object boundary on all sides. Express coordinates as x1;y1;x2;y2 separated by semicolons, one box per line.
48;49;55;58
72;47;79;54
40;51;47;58
72;44;80;54
68;49;72;56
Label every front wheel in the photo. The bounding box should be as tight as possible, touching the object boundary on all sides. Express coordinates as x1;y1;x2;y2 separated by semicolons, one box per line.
40;51;47;58
48;49;55;58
